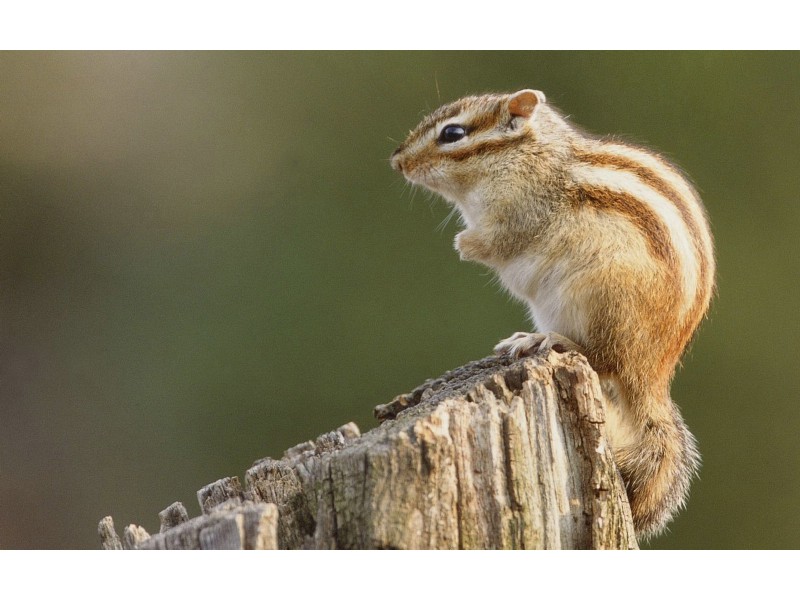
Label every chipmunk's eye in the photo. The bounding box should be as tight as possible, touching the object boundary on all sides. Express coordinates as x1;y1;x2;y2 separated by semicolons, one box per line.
438;124;467;144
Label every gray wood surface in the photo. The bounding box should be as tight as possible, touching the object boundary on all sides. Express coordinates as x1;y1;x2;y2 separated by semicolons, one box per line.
99;351;637;549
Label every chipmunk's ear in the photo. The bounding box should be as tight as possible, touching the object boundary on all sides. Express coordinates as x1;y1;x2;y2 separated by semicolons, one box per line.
508;89;546;118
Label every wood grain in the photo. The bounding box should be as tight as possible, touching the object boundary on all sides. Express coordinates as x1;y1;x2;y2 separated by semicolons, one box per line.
99;351;637;549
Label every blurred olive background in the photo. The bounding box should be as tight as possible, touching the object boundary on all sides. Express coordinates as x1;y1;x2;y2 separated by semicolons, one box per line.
1;51;798;549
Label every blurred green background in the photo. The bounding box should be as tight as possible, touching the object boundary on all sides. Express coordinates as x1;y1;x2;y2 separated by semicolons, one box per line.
1;51;798;549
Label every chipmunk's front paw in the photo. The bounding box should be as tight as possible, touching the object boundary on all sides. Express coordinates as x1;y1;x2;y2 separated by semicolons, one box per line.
454;229;491;262
494;332;547;358
494;331;582;358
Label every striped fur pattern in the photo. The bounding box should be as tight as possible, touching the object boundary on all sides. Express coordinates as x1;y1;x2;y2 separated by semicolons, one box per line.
391;90;715;540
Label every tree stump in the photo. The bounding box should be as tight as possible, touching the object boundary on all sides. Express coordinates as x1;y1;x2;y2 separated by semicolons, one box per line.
99;351;638;549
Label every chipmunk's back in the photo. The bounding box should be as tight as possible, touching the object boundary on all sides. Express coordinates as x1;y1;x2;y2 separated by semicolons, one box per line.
392;89;714;539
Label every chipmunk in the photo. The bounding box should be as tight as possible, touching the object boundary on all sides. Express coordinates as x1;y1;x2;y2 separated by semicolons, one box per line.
390;89;714;540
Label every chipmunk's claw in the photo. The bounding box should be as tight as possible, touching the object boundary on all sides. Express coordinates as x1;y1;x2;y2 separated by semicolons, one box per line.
494;331;582;358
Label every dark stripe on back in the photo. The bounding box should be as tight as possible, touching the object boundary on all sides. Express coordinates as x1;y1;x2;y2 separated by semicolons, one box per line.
574;148;710;298
570;185;678;268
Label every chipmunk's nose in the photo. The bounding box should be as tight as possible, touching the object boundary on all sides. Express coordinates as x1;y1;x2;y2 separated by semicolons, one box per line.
390;150;405;173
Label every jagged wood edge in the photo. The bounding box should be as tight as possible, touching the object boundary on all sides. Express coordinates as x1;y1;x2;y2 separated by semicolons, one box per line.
99;352;637;549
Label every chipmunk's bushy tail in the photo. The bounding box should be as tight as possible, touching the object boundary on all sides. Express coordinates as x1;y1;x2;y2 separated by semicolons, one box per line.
614;402;700;541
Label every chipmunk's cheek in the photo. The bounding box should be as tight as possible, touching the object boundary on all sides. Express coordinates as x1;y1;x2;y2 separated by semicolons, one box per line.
443;167;478;195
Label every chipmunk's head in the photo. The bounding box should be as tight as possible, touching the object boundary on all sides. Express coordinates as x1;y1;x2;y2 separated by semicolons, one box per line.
391;89;550;205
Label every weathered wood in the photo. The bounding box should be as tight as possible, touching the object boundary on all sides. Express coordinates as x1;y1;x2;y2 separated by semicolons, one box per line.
121;502;280;550
100;351;638;549
197;476;244;515
122;524;150;549
159;501;189;533
98;516;123;550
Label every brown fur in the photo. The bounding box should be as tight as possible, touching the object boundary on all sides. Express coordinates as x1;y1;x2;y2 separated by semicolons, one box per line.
568;185;678;267
574;149;713;302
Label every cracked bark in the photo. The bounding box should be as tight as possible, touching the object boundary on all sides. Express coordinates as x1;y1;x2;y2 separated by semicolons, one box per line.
99;351;638;549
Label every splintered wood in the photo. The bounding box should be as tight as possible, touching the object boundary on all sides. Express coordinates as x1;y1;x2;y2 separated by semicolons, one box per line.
99;352;637;549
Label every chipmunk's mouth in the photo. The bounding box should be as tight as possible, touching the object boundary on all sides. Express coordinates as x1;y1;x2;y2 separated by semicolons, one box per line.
391;152;455;199
397;164;444;193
